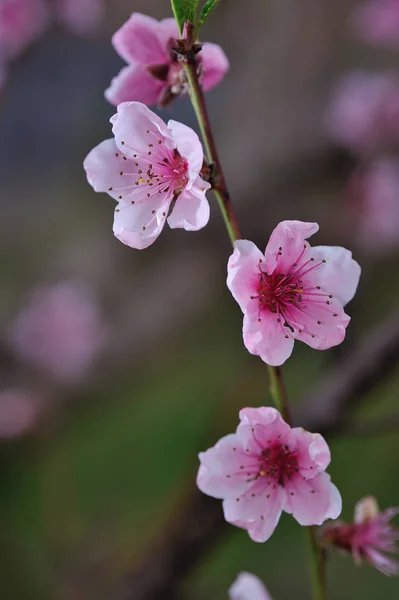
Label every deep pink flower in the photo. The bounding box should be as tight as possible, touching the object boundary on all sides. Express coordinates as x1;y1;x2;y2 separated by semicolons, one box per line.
54;0;104;36
9;282;106;382
0;0;49;59
226;221;360;366
346;159;399;254
0;389;39;439
229;572;272;600
84;101;210;250
197;407;342;543
350;0;399;47
324;496;399;576
326;72;399;155
105;13;229;107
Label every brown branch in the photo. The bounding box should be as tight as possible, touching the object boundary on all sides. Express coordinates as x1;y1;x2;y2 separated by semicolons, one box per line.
122;310;399;600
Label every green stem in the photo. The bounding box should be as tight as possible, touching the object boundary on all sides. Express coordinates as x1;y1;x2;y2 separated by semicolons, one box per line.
308;527;327;600
183;45;326;600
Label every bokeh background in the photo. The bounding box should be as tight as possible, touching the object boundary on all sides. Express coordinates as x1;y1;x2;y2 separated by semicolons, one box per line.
1;0;399;599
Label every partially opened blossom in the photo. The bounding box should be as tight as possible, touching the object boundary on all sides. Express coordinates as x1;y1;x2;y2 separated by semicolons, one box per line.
323;496;399;576
197;407;341;543
350;0;399;48
105;13;229;107
0;389;39;439
0;0;49;59
229;572;272;600
54;0;104;36
84;101;210;249
9;282;106;382
227;220;360;366
326;72;399;155
346;159;399;254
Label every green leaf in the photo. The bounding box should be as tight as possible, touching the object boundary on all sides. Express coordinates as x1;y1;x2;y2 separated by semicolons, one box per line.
171;0;200;33
196;0;221;33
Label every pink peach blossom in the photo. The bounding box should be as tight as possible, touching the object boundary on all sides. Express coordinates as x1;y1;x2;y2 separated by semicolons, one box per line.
105;13;229;107
350;0;399;47
323;496;399;576
226;221;360;366
197;407;342;543
229;572;272;600
54;0;104;36
346;159;399;254
9;282;106;382
0;389;39;439
326;72;399;155
0;0;49;59
84;101;210;250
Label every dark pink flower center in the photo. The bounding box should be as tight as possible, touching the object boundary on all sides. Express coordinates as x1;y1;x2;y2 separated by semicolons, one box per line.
257;271;304;314
258;443;299;486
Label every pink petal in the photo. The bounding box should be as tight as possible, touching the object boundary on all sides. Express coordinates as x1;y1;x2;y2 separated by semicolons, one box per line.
292;429;331;477
286;300;350;351
223;480;286;542
243;310;295;366
167;120;204;184
227;240;265;314
311;246;361;307
105;64;162;106
265;220;319;275
56;0;104;36
111;12;166;65
237;407;294;453
113;194;171;250
167;180;210;231
229;572;272;600
201;42;229;91
153;17;179;50
285;472;342;526
110;101;173;158
197;434;256;499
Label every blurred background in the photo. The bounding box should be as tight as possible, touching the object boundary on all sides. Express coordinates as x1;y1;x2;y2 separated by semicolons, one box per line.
0;0;399;598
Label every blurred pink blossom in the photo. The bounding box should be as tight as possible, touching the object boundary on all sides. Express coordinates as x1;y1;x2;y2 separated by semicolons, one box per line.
0;0;49;59
229;572;272;600
105;13;229;107
226;221;360;366
351;0;399;47
326;72;399;155
54;0;104;36
197;407;342;543
9;282;106;382
347;158;399;254
323;496;399;575
0;389;38;439
84;101;210;250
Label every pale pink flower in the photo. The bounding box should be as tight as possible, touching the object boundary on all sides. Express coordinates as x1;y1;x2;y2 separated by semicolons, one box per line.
351;0;399;47
226;221;360;367
84;101;210;250
197;407;342;543
229;572;272;600
9;282;106;382
326;72;399;155
105;13;229;107
54;0;104;36
347;159;399;254
323;496;399;576
0;0;49;59
0;389;38;439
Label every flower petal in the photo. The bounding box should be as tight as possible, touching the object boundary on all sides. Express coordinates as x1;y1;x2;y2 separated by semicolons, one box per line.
227;240;265;314
201;42;229;91
167;180;210;231
237;407;294;453
292;429;331;477
153;17;179;49
111;12;166;65
286;300;350;351
311;246;361;306
223;480;286;542
111;101;174;158
197;434;256;499
167;120;204;184
243;310;295;366
285;471;342;526
265;220;319;275
229;572;272;600
105;64;162;106
113;193;171;250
